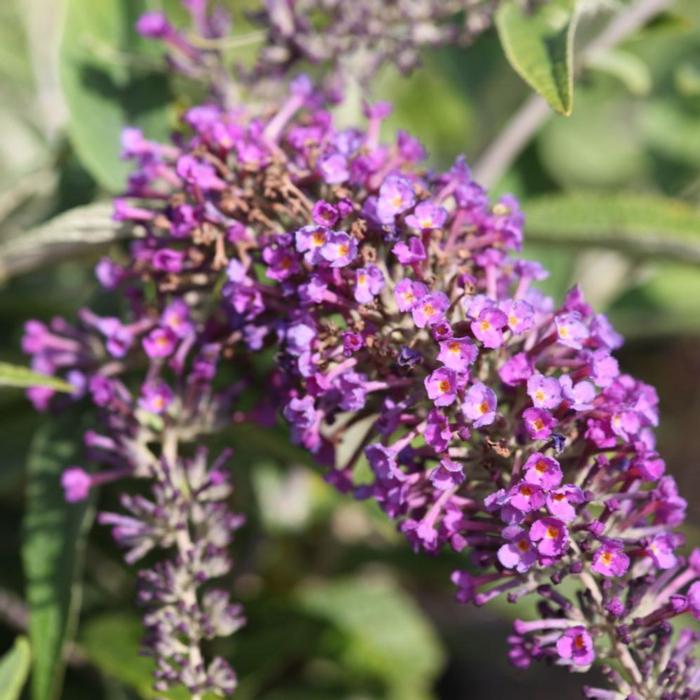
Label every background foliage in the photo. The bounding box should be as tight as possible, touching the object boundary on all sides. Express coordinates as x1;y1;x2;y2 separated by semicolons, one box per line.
1;1;700;698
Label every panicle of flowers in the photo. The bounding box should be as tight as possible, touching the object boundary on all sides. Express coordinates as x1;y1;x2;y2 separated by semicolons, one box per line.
23;57;699;700
101;447;244;696
134;0;539;100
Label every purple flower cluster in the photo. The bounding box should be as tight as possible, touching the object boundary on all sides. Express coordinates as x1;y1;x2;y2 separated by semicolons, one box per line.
136;0;540;101
23;73;699;699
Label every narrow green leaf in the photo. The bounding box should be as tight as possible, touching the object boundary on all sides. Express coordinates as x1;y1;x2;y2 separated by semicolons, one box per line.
0;363;74;393
523;193;700;265
496;0;578;115
59;0;173;191
0;637;31;700
22;418;94;700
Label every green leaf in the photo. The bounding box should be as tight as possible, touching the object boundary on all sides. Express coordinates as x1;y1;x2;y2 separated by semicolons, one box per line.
22;417;94;700
496;0;578;115
297;576;444;700
0;363;74;393
523;193;700;265
0;637;31;700
59;0;173;191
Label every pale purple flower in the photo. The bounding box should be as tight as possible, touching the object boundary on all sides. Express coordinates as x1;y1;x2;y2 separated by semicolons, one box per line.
462;382;497;427
555;312;589;350
143;327;177;358
61;467;92;502
425;368;458;407
646;534;678;570
376;174;415;224
546;485;585;522
527;373;562;410
437;337;477;371
509;481;546;513
392;237;426;264
498;352;533;386
560;375;596;411
591;540;630;577
320;231;358;267
497;527;537;573
500;299;534;334
523;408;556;440
404;200;448;230
530;517;568;557
471;307;508;349
523;453;562;490
354;265;384;304
430;458;465;490
394;279;427;312
318;153;349;184
139;380;174;414
411;292;449;328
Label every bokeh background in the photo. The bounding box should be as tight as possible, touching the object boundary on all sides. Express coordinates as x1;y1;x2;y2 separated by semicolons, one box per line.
1;1;699;698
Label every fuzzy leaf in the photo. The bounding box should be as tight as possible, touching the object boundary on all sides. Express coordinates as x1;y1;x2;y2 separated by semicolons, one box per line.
0;363;74;393
523;193;700;265
0;637;31;700
22;418;94;700
59;0;173;191
297;576;444;700
496;0;578;115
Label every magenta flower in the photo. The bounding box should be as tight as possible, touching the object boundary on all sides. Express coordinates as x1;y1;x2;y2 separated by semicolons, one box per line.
61;467;92;503
509;481;546;513
556;627;595;667
354;265;385;304
462;382;497;427
392;237;426;264
411;292;449;328
376;174;415;223
522;453;562;490
312;200;339;227
498;352;533;386
437;337;478;371
497;527;537;573
591;540;630;577
425;368;459;407
530;517;568;557
546;485;585;522
527;373;562;410
142;327;177;358
471;307;507;349
523;407;556;440
139;380;174;414
430;458;465;490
